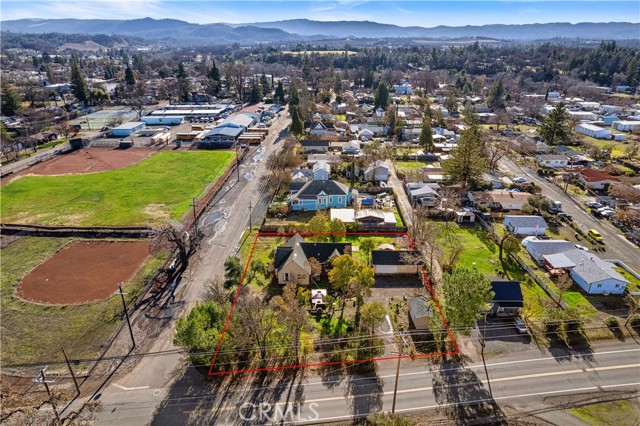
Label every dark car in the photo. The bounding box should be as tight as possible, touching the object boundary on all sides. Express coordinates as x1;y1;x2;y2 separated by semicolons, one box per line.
557;212;573;222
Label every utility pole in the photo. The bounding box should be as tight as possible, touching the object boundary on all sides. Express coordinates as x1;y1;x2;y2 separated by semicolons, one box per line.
479;312;493;397
118;285;135;349
61;347;80;395
235;143;240;182
391;337;403;415
249;201;252;230
34;366;61;425
190;197;198;235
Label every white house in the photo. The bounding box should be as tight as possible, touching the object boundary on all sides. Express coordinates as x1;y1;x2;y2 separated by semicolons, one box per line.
393;84;413;95
535;154;569;168
504;215;548;236
357;160;389;182
575;123;612;139
543;249;628;295
578;169;622;191
406;183;439;206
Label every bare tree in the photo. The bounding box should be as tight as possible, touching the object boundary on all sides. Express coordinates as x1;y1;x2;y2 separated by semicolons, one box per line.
152;222;199;268
486;139;509;171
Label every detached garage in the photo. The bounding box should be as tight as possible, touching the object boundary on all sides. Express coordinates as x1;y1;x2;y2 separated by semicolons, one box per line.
371;250;424;275
409;297;432;330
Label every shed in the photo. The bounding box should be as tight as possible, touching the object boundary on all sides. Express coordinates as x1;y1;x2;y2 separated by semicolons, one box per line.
371;250;423;275
112;121;146;137
409;297;432;330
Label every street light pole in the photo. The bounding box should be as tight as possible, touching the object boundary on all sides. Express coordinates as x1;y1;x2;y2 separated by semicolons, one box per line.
118;284;135;349
235;143;240;182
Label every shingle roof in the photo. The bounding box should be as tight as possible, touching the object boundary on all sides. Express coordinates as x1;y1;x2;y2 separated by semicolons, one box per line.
296;180;349;198
504;215;548;229
563;249;629;285
490;281;524;306
525;240;575;257
274;235;351;271
579;169;622;183
371;250;424;266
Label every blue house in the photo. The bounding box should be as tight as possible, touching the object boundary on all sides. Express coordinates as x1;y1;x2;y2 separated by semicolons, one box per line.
289;161;352;211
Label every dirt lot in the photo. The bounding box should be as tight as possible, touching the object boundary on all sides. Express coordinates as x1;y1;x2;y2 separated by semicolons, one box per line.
5;147;159;181
18;240;150;305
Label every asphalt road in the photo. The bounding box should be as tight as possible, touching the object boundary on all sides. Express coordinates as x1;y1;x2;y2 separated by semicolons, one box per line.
93;339;640;425
499;156;639;271
83;111;291;424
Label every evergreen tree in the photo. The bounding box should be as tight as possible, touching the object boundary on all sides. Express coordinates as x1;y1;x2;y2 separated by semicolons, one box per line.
539;103;570;145
249;80;262;104
176;61;190;102
290;105;304;135
208;60;221;95
419;120;434;152
442;123;487;189
442;267;494;334
374;81;389;109
363;67;374;88
274;80;285;104
259;74;270;97
486;79;504;109
125;65;136;86
289;85;300;106
69;56;89;105
1;81;22;116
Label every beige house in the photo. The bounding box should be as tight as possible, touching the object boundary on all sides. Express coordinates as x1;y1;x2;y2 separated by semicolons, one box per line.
274;234;351;285
468;190;532;211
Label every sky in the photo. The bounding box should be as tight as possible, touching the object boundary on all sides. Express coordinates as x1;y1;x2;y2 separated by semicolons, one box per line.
1;1;638;27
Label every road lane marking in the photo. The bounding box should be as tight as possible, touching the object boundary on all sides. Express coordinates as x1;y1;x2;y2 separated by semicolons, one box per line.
287;383;640;424
209;362;640;411
112;383;150;391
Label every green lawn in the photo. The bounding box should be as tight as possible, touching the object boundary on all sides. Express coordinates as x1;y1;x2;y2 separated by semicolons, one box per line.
1;151;235;226
394;161;428;173
616;267;640;293
1;237;163;365
435;223;557;317
569;400;640;426
580;135;626;158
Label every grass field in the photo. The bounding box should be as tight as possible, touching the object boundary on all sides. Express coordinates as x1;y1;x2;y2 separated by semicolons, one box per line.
1;237;164;366
569;399;640;426
579;135;626;158
1;151;235;226
435;223;555;317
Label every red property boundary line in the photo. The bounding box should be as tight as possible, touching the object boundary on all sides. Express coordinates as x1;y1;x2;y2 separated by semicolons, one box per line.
208;231;459;376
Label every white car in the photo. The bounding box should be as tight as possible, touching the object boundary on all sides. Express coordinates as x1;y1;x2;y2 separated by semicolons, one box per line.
587;202;603;209
514;318;528;334
575;244;589;252
513;177;527;184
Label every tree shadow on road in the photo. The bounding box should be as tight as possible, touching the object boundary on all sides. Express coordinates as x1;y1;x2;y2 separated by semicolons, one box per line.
344;363;384;421
431;360;507;425
546;323;594;364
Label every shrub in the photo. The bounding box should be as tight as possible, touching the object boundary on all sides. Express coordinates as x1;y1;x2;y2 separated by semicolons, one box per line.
629;314;640;327
605;316;620;328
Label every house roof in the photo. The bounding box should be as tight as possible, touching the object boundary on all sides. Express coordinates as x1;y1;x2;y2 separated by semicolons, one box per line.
543;253;576;269
313;161;330;173
490;281;524;307
407;184;438;198
562;249;629;285
579;169;622;183
536;154;568;161
300;140;330;147
274;234;350;271
295;179;349;198
504;215;548;229
525;240;575;257
409;297;432;319
330;208;355;223
371;250;424;266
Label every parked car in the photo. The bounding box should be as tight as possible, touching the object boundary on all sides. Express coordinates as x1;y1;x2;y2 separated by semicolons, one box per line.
574;244;589;252
587;202;603;209
513;176;527;184
557;212;573;221
514;318;528;334
588;229;604;243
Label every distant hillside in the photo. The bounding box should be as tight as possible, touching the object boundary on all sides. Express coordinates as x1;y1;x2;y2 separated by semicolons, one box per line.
245;19;640;41
1;18;638;44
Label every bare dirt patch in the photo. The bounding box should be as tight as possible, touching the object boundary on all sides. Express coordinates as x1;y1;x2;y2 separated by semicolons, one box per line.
6;147;159;182
18;240;150;305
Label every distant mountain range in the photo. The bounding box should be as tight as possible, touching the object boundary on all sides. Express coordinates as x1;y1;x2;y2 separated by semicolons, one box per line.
2;18;638;44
